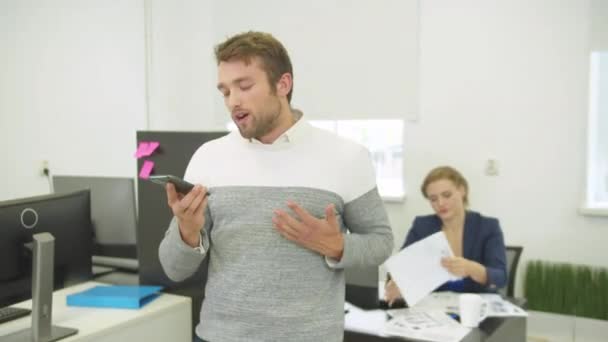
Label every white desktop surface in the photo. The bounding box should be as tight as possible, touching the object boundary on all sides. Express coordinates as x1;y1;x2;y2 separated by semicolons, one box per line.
0;281;191;342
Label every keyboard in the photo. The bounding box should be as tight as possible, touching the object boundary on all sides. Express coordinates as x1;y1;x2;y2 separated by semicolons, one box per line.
0;307;31;324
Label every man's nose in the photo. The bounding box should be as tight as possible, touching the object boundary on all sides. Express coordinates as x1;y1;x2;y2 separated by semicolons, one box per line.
226;90;241;109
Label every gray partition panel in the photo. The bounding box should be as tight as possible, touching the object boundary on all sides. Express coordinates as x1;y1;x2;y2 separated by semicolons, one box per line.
136;131;228;329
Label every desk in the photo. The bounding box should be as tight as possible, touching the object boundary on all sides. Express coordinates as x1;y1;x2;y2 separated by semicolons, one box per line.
0;281;192;342
345;290;527;342
344;315;526;342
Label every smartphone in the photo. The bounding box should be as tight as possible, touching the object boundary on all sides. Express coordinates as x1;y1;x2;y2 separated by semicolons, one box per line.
149;175;195;195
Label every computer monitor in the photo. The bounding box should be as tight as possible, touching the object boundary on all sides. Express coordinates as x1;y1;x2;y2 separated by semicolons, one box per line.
0;190;93;307
345;266;380;309
52;176;138;270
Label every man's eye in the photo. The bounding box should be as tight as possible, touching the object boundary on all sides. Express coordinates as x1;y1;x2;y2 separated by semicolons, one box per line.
240;84;253;91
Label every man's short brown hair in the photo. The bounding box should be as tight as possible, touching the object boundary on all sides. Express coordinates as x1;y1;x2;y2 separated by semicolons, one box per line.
215;31;294;103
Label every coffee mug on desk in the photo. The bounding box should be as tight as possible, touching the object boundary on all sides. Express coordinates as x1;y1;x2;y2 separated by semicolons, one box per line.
459;293;488;328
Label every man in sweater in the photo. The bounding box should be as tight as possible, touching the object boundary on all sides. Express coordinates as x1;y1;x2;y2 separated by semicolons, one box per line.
158;31;393;342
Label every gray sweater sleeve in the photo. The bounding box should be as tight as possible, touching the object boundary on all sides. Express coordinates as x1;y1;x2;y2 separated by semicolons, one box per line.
329;187;394;269
158;212;212;282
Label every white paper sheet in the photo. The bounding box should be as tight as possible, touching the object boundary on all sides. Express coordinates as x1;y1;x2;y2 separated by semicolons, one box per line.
344;302;389;337
414;292;460;312
384;231;457;307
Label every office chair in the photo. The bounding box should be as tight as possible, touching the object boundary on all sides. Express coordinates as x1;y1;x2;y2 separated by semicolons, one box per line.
344;266;379;309
499;246;523;298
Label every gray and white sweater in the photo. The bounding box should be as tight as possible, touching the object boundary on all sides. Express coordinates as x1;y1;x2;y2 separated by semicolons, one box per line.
159;118;393;342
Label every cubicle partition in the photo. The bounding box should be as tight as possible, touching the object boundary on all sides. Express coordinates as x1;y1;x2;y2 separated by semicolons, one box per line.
135;131;228;328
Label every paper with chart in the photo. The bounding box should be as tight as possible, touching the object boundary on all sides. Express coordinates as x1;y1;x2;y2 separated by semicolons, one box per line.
385;231;458;307
480;294;528;317
384;309;470;342
411;291;460;313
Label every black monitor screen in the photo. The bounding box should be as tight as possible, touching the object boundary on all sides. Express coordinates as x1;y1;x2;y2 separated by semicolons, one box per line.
52;176;138;259
0;190;93;307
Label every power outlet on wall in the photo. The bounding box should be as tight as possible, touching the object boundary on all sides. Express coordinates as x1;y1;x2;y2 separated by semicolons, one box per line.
41;160;50;177
485;158;499;176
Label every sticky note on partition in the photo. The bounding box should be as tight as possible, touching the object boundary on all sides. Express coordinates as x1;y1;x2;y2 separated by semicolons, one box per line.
134;142;148;158
145;142;160;156
134;141;160;158
139;160;154;179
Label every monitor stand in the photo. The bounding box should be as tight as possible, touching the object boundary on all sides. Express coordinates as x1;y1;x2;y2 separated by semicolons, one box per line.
2;233;78;342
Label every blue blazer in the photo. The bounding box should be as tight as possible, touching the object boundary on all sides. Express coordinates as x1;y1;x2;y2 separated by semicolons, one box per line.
402;211;507;293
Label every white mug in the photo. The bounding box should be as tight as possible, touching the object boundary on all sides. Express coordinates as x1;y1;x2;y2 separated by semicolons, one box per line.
459;293;487;328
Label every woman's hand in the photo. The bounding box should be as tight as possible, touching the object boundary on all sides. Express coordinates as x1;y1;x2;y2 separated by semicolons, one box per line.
441;256;471;277
384;279;403;306
441;256;488;285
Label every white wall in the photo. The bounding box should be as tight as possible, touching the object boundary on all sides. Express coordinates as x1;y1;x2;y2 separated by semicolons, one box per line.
145;0;608;297
0;0;146;200
144;0;419;127
389;0;608;296
210;0;419;121
2;0;607;299
145;0;216;130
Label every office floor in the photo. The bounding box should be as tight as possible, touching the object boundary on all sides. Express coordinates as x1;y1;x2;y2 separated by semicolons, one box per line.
527;311;608;342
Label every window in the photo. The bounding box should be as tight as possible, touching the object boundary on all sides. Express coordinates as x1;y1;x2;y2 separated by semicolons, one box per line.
583;52;608;215
226;119;405;201
309;120;405;201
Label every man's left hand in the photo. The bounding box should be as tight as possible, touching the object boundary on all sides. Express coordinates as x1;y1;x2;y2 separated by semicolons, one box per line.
272;201;344;260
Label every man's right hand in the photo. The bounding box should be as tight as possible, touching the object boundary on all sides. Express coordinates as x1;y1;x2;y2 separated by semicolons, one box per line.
166;183;208;248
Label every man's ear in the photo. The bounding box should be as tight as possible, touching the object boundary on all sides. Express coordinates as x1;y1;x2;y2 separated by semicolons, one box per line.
276;73;293;98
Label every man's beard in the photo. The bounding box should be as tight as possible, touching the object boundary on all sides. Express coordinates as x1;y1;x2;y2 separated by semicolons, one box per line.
238;99;282;140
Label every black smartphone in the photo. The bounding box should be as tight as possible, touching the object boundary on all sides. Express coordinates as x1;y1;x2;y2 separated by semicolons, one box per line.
149;175;195;195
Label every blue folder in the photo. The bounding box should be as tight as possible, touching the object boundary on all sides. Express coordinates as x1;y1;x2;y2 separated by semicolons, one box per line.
66;285;163;309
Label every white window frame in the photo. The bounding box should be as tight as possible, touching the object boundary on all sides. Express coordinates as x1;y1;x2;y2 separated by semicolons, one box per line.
581;52;608;216
309;119;406;202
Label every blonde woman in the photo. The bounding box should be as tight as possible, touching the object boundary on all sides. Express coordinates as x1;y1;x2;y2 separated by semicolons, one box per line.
385;166;507;306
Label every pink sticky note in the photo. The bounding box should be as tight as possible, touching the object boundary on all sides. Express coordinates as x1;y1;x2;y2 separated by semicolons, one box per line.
144;141;160;156
139;160;154;179
134;141;160;158
134;142;149;158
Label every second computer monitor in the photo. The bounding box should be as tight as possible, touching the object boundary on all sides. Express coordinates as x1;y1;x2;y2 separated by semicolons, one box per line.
52;176;138;260
0;190;93;307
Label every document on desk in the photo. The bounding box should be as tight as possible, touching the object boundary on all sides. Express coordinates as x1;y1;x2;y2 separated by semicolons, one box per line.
415;292;528;317
480;294;528;317
344;302;388;337
384;309;470;342
385;231;458;307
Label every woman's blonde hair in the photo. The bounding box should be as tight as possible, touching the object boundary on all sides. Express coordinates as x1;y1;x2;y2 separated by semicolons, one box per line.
421;166;469;206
